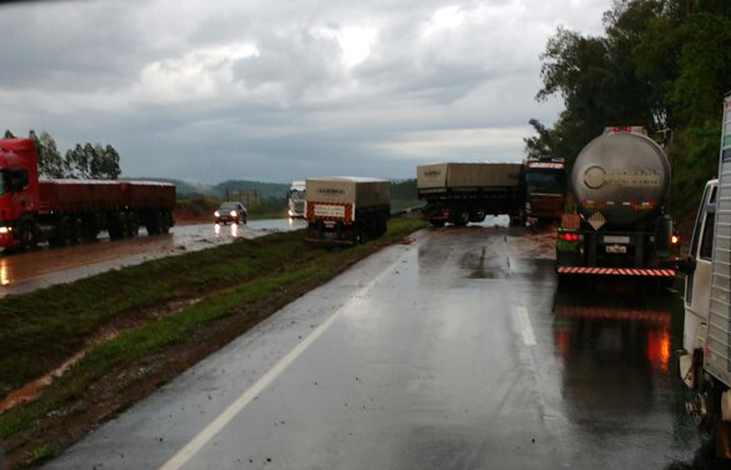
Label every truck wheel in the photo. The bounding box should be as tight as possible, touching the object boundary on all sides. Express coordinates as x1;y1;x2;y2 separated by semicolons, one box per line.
127;213;139;237
470;209;486;223
70;219;83;244
158;212;170;234
453;209;470;227
19;222;37;250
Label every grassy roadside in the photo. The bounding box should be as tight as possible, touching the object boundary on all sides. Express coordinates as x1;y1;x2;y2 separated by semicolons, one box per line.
0;217;426;468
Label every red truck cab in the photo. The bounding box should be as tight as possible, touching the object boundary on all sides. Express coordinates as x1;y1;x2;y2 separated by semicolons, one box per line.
0;139;40;247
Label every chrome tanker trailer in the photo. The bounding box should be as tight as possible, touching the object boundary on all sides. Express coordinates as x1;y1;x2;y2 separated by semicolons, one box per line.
556;127;679;279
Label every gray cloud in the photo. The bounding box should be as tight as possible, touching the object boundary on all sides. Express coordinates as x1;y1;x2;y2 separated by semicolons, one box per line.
0;0;612;183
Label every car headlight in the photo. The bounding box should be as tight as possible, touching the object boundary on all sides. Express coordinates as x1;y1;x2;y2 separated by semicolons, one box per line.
214;211;220;217
230;210;237;217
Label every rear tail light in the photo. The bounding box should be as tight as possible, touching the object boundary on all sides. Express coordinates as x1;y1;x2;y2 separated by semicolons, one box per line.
559;232;580;242
671;235;679;245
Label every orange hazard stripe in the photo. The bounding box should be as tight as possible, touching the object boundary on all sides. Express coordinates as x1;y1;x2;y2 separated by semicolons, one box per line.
557;267;676;277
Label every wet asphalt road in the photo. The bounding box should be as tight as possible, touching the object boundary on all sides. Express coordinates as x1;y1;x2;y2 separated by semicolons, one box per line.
45;219;707;469
0;218;306;297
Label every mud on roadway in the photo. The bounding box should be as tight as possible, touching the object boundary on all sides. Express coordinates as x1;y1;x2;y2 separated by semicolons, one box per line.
38;216;711;470
0;218;306;298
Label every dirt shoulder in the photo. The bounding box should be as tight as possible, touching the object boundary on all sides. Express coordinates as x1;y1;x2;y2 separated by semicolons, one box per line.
0;218;426;469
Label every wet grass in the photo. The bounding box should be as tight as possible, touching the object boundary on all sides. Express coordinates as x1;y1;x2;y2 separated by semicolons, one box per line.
0;218;425;444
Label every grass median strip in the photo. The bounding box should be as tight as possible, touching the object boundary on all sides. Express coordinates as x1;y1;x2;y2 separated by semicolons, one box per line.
0;217;426;468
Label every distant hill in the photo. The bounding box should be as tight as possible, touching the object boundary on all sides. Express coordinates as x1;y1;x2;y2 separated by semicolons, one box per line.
122;178;215;196
125;177;418;203
214;180;290;200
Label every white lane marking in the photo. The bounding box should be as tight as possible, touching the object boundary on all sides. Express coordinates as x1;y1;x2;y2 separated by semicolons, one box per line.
515;306;537;346
157;248;407;470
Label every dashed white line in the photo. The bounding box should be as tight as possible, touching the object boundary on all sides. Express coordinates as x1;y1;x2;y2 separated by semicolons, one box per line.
515;306;537;346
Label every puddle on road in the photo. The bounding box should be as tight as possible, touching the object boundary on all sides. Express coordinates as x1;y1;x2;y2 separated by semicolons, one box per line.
551;281;699;463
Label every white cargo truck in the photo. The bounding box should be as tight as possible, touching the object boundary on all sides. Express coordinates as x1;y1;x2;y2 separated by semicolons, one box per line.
288;180;306;218
677;93;731;457
417;163;526;227
304;177;391;245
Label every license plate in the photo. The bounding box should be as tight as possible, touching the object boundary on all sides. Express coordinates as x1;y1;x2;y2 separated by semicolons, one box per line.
606;245;627;254
604;235;630;244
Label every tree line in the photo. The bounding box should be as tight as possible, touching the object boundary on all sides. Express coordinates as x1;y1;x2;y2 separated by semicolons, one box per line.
526;0;731;213
3;129;121;180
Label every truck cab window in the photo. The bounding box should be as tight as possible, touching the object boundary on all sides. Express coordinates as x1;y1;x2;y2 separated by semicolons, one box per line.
700;212;715;260
3;170;29;193
690;185;712;258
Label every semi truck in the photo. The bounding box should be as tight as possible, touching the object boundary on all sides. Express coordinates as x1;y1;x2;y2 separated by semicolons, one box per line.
0;138;175;250
304;176;390;245
524;156;567;223
417;162;526;227
288;180;306;218
676;93;731;457
556;127;679;279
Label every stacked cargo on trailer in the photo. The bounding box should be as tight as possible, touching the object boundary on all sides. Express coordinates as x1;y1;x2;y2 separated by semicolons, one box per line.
676;93;731;457
0;138;175;250
417;162;525;227
556;127;679;279
305;177;390;245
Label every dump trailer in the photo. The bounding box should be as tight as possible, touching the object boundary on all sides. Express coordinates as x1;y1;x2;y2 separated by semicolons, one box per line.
556;127;679;279
525;156;567;223
677;93;731;457
0;138;175;250
305;177;390;245
417;163;525;227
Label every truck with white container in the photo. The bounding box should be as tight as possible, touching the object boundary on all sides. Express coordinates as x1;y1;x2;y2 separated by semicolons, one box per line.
417;162;526;227
676;93;731;457
288;180;306;218
556;127;679;279
304;177;390;245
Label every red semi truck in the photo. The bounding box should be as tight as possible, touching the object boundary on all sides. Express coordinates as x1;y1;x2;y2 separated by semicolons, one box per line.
0;138;175;250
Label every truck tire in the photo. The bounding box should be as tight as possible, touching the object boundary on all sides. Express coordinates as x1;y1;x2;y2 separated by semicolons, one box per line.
70;218;83;244
453;208;470;227
160;212;171;234
126;213;139;238
470;209;486;223
19;222;37;250
145;213;160;235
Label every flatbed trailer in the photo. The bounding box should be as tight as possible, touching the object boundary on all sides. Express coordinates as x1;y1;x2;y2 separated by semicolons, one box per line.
417;163;526;226
0;138;175;249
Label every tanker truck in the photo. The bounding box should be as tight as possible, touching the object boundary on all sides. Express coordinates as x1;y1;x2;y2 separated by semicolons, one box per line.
556;127;679;279
304;176;390;245
0;138;175;250
417;163;526;227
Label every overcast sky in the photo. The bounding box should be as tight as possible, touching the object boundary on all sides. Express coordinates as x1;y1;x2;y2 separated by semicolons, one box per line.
0;0;611;183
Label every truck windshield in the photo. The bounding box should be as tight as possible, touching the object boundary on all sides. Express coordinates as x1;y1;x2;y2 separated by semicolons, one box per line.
289;190;305;200
526;171;565;193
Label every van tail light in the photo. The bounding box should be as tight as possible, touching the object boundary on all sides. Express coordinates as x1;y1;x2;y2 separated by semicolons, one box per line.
559;232;580;242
